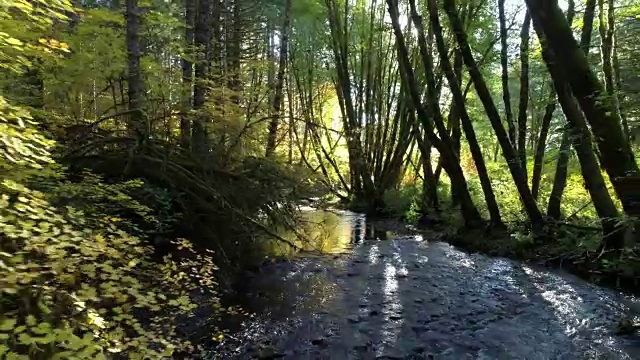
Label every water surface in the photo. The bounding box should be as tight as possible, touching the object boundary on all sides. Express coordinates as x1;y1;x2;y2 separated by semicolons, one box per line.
210;210;640;359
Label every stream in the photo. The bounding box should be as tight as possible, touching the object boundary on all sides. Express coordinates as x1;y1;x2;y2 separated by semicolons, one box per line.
207;209;640;359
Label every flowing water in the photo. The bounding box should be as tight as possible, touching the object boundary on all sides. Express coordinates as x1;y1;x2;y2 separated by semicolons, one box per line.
207;209;640;359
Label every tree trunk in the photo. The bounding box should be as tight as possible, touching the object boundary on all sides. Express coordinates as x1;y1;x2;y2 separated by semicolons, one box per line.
387;0;484;228
180;0;195;148
448;51;463;207
191;0;211;154
227;0;242;101
580;0;597;54
545;0;579;219
532;6;624;249
443;0;543;227
534;0;575;202
325;0;375;204
531;86;556;200
547;125;571;220
427;0;504;228
286;74;294;164
598;0;632;157
525;0;640;217
265;0;292;157
125;0;144;137
613;34;631;145
414;126;439;219
498;0;516;146
552;81;623;250
421;142;439;215
517;12;531;178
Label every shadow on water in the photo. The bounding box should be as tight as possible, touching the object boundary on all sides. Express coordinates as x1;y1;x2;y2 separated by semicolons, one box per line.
208;210;640;359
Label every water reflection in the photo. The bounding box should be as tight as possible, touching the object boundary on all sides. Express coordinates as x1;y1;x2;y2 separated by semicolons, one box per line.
377;240;408;356
264;209;379;257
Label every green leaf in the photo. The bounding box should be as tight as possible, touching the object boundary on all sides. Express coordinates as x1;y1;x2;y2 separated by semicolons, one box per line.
0;318;16;331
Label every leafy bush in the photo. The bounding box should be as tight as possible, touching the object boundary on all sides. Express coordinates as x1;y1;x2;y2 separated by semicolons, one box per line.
0;96;224;359
382;183;421;220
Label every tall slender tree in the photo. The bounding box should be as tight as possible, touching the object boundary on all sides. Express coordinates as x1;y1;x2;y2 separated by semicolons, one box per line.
443;0;543;227
266;0;293;157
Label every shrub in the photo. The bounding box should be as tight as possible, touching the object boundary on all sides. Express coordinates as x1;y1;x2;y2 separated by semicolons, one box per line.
0;97;224;359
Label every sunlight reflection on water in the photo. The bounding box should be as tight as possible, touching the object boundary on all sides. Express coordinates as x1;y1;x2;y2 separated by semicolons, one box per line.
521;265;632;358
444;243;476;269
379;261;402;357
377;240;408;356
369;244;380;265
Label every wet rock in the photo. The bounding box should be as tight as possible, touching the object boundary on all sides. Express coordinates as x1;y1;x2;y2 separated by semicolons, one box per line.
347;316;362;323
375;349;405;359
311;338;327;347
414;298;424;304
411;325;429;333
412;345;425;353
369;310;380;316
388;315;403;321
255;348;287;359
353;344;369;351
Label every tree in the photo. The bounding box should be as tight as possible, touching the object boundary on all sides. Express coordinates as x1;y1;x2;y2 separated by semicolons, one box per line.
180;0;195;148
265;0;293;157
443;0;544;227
425;0;504;228
387;0;484;228
525;0;640;218
498;0;516;147
517;12;531;176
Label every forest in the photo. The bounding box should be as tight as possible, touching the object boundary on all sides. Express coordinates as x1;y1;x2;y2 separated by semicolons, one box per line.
1;0;640;358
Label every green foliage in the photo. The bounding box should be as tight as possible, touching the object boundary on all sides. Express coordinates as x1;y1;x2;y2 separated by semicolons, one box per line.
382;184;422;221
0;99;227;359
0;97;54;169
0;2;230;358
0;1;72;72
